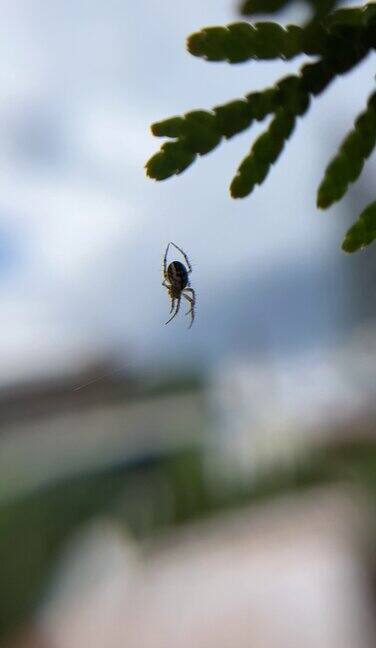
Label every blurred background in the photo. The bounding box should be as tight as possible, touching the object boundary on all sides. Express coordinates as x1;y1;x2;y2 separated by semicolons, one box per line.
1;1;376;646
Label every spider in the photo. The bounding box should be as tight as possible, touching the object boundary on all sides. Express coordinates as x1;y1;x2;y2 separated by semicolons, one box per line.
162;242;196;328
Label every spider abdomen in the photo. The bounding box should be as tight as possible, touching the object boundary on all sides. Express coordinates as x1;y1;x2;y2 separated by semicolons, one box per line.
163;242;195;328
167;261;188;294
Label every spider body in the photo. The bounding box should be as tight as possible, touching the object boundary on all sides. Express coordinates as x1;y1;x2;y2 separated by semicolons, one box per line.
167;261;189;296
162;242;196;328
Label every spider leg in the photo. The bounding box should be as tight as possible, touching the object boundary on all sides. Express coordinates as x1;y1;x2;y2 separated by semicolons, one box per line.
169;242;192;274
183;287;195;306
183;294;194;314
183;289;196;328
165;297;181;325
169;297;176;314
163;243;171;277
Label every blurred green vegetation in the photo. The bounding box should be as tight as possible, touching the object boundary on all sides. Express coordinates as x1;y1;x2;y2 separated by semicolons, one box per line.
1;426;376;643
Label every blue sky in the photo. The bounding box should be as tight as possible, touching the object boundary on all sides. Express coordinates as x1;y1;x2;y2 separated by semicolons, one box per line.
0;0;373;384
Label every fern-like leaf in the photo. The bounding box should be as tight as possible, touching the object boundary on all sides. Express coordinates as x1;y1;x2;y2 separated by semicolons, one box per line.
317;91;376;209
230;109;295;197
342;200;376;252
146;3;376;249
146;88;279;180
187;22;315;63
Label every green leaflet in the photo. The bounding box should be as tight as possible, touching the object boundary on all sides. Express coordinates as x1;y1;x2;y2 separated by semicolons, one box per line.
276;75;310;115
146;141;196;180
244;89;277;121
151;111;220;153
317;91;376;209
145;88;279;180
187;26;230;62
151;116;185;138
342;201;376;252
230;110;295;198
187;20;335;64
181;111;221;154
188;22;303;63
213;100;254;138
325;5;373;28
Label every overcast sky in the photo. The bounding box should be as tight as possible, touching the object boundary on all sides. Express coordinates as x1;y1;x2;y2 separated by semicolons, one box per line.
0;0;373;385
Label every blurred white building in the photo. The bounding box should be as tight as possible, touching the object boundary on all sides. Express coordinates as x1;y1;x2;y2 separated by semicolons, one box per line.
39;488;375;648
208;325;376;481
